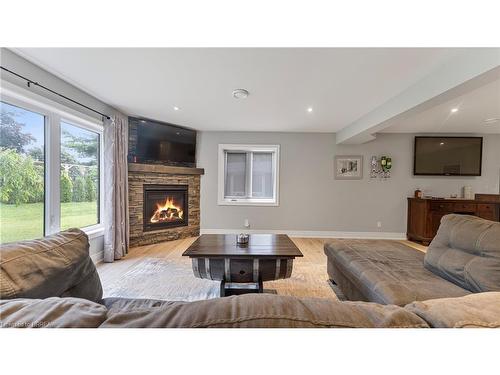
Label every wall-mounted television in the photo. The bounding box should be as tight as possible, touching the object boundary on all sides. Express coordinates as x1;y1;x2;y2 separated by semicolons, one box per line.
413;136;483;176
129;117;196;167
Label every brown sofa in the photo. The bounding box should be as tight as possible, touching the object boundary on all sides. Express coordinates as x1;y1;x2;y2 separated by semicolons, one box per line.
324;214;500;306
1;226;499;328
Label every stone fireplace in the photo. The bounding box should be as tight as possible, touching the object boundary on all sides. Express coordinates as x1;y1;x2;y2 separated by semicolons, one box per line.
128;163;204;247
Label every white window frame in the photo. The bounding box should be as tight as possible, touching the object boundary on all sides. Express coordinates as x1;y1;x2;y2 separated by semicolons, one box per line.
1;80;104;239
218;144;280;206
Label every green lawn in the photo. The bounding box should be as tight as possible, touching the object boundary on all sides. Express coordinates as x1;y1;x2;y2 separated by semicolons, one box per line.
0;201;98;244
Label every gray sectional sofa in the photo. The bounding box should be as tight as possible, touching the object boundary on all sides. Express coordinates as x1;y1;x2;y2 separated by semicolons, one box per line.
1;219;500;328
325;214;500;306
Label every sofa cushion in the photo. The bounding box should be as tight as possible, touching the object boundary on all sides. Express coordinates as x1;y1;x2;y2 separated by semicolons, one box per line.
0;297;107;328
102;297;180;312
405;292;500;328
325;239;470;306
100;293;429;328
424;214;500;293
0;228;103;303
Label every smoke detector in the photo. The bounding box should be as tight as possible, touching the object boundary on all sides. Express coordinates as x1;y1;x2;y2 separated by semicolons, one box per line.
232;88;249;99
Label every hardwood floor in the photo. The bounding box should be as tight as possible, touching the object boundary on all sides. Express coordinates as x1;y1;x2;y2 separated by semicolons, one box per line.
401;240;428;253
97;237;427;300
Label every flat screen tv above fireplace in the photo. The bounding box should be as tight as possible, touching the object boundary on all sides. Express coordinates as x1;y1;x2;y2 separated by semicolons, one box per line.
129;117;196;167
413;136;483;176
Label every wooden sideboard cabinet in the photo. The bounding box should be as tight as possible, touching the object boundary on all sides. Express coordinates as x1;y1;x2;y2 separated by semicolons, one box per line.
407;197;500;245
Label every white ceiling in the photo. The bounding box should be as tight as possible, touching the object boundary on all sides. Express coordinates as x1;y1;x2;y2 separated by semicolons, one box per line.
12;48;472;133
381;77;500;134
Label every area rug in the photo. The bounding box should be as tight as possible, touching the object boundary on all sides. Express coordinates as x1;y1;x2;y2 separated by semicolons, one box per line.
103;258;220;302
101;237;339;301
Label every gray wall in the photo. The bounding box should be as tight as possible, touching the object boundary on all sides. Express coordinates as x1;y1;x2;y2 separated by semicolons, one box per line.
3;47;499;240
197;132;500;234
1;48;118;260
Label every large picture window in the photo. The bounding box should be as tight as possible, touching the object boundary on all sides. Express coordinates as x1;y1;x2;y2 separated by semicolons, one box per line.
0;91;103;244
218;144;279;206
0;102;45;243
60;122;100;230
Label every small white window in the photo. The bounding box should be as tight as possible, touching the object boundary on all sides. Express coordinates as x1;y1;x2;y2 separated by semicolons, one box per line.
218;144;279;206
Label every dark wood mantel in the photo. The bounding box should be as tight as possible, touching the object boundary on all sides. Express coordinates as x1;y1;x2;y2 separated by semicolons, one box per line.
128;163;205;175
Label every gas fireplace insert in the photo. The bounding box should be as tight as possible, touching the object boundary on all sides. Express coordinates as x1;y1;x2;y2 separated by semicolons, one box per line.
143;184;188;231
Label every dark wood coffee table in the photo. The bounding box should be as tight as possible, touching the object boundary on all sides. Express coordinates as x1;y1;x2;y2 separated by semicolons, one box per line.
182;234;303;296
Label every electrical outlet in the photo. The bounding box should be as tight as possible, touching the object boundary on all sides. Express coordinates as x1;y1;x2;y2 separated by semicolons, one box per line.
244;219;250;228
377;221;382;228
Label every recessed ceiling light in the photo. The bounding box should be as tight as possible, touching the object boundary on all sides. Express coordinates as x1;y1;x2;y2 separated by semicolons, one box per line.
232;89;249;99
483;117;499;124
140;120;146;123
173;106;180;111
440;142;445;146
307;107;313;113
451;108;459;113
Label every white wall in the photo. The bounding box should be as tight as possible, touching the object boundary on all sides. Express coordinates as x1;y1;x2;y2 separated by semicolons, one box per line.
197;132;500;236
1;48;119;261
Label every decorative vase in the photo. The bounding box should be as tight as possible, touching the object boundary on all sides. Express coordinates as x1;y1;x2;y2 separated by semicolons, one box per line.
236;233;249;245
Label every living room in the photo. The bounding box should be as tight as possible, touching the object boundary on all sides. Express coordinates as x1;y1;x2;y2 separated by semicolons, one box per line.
1;1;499;374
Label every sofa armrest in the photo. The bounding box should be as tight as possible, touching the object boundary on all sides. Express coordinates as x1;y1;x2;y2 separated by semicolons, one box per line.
0;228;103;303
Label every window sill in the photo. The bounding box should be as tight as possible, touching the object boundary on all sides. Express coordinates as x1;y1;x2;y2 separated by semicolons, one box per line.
218;199;279;207
83;225;105;239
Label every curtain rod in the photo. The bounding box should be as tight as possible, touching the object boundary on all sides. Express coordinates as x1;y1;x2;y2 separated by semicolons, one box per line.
1;66;111;120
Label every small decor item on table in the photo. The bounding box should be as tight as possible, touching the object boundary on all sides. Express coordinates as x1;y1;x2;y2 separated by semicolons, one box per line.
236;233;249;245
463;186;474;200
334;155;363;180
414;189;423;198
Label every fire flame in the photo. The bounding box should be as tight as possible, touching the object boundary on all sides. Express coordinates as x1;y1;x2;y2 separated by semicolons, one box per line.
150;197;183;223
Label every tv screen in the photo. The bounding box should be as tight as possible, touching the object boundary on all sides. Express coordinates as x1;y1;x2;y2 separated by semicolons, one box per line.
130;117;196;166
413;136;482;176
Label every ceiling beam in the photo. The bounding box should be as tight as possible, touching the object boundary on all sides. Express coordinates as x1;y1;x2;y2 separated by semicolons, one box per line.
336;49;500;144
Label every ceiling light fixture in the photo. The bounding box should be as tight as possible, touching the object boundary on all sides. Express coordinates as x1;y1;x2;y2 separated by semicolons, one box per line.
307;107;313;113
451;108;459;113
173;106;180;111
232;89;249;99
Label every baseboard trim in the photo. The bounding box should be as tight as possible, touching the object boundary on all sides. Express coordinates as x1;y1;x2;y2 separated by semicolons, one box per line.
90;251;104;264
200;229;407;240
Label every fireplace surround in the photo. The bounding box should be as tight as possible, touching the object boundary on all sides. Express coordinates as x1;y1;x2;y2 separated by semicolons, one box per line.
128;163;204;247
